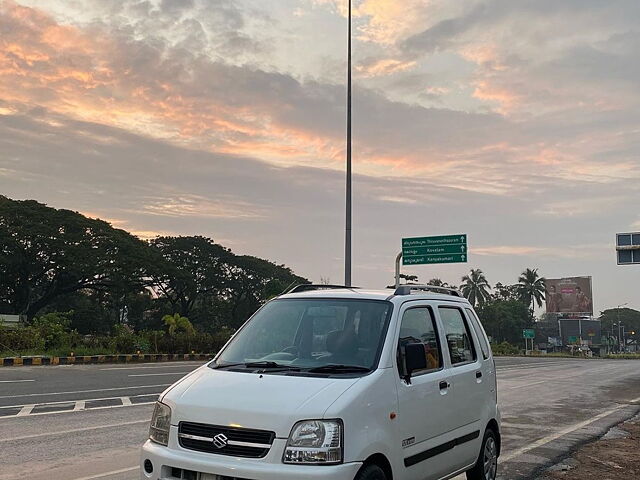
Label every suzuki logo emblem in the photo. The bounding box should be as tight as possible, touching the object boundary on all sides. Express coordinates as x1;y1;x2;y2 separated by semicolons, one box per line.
212;433;228;449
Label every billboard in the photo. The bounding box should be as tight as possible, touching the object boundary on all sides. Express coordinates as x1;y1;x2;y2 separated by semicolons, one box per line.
545;277;593;315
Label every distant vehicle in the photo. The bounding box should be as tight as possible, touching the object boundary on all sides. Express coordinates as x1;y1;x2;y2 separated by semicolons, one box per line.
140;284;501;480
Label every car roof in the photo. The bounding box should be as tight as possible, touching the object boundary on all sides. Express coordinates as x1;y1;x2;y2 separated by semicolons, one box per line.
278;288;471;306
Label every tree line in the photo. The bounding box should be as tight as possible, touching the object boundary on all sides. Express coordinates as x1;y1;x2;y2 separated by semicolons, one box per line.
0;196;307;336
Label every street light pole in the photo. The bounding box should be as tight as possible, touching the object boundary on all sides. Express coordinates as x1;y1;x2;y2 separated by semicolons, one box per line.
617;303;628;352
344;0;352;287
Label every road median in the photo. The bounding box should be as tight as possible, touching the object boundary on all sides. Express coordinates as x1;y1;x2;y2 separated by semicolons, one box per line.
1;353;211;367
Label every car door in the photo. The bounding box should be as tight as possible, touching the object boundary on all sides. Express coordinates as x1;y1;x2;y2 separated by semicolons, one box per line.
465;307;497;408
436;305;484;471
394;303;458;480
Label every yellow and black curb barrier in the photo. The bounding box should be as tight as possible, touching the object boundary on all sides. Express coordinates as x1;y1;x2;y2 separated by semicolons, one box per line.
1;353;212;367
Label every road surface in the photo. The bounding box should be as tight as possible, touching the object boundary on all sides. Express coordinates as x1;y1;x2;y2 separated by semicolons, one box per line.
1;357;639;480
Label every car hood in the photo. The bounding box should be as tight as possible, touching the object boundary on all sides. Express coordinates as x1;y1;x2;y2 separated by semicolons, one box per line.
162;366;361;437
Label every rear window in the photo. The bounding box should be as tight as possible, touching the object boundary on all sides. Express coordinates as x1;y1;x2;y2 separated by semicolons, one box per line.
439;307;477;365
466;308;490;360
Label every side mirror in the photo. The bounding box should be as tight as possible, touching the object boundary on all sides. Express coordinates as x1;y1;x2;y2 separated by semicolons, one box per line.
403;343;427;384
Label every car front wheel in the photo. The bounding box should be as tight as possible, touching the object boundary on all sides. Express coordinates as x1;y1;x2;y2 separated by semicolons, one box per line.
355;464;387;480
466;429;498;480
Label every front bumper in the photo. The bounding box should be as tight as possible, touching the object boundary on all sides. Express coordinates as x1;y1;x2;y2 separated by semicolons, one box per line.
140;439;363;480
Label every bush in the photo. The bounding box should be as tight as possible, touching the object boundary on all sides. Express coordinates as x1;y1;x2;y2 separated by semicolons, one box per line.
109;324;150;354
491;341;520;356
32;311;79;351
0;325;44;355
0;311;234;356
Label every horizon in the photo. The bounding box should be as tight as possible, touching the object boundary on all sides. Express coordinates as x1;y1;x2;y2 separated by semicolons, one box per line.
1;0;639;313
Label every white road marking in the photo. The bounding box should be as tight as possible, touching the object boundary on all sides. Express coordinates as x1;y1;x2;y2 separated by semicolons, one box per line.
16;404;35;416
100;363;203;371
0;393;158;410
1;401;155;419
501;395;640;462
128;372;190;377
0;420;149;442
71;467;138;480
497;361;581;371
0;380;35;383
120;396;132;406
73;400;86;412
0;383;171;400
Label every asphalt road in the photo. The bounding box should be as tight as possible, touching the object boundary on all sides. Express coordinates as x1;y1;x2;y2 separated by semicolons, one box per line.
1;357;639;480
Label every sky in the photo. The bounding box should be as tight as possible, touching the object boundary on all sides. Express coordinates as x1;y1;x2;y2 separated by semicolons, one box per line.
1;0;639;313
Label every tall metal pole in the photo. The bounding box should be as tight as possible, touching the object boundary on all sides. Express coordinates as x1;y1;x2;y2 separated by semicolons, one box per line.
344;0;352;286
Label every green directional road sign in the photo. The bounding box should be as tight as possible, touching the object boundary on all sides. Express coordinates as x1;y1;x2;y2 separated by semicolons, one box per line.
402;234;468;265
403;244;467;256
404;254;467;265
522;329;535;339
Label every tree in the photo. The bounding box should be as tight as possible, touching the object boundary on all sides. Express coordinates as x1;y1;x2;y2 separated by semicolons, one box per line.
0;196;309;333
149;236;231;318
163;313;195;336
149;236;307;330
222;254;307;328
400;273;418;283
518;268;546;314
427;278;451;287
0;196;157;319
492;283;520;302
477;299;532;344
599;308;640;343
460;269;491;307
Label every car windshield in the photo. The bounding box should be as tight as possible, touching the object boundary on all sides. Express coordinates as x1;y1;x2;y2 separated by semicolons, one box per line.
213;298;392;373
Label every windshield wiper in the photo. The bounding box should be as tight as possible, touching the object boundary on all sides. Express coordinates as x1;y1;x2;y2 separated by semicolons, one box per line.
212;361;300;371
244;361;300;370
306;364;371;374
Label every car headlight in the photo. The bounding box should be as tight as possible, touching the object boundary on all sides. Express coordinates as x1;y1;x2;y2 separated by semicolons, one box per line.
149;402;172;446
283;419;342;465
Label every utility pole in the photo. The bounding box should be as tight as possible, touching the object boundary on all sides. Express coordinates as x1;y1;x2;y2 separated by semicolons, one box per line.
344;0;352;286
617;303;628;352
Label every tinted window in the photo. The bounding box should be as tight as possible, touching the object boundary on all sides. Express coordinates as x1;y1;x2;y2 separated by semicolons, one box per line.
398;307;442;374
439;307;477;365
466;308;489;360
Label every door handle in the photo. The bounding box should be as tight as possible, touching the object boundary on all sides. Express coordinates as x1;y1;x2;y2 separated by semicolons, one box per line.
476;371;483;379
439;381;450;390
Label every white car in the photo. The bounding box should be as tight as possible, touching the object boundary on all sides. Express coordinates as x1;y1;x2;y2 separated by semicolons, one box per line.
141;285;500;480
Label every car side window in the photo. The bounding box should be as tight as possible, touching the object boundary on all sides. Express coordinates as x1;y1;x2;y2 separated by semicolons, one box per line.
439;307;477;365
397;307;442;375
465;308;489;360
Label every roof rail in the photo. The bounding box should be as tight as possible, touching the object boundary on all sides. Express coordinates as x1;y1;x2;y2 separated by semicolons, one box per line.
393;284;462;297
286;284;360;294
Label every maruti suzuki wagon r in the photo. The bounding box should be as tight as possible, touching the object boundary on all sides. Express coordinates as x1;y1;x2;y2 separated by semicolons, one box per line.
141;284;500;480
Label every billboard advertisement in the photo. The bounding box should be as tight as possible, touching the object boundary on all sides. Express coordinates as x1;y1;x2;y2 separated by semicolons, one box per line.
545;277;593;315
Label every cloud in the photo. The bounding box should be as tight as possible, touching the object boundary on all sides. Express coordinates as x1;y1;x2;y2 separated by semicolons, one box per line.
356;58;417;77
471;244;608;260
4;0;639;203
2;0;640;309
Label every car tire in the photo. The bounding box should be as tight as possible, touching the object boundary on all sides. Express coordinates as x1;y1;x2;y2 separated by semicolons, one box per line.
466;429;498;480
355;464;387;480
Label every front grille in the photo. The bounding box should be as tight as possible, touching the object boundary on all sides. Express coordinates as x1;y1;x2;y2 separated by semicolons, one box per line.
178;422;275;458
170;466;255;480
